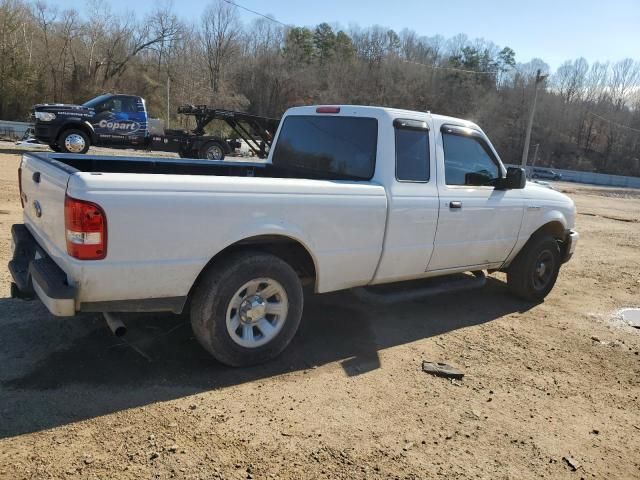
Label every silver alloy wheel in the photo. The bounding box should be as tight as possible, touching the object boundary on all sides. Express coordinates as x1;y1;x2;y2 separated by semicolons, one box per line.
64;133;86;153
226;278;288;348
205;144;223;160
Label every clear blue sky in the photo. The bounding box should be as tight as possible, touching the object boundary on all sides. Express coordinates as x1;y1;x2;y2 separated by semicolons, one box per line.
56;0;640;70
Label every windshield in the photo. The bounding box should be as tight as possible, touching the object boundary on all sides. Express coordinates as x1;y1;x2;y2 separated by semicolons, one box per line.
82;94;113;108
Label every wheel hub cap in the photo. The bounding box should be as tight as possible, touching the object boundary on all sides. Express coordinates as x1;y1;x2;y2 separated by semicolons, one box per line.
64;134;86;153
226;278;289;348
532;249;554;290
206;146;222;159
239;295;267;324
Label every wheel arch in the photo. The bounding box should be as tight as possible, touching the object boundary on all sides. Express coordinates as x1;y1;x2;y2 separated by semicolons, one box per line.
57;121;96;143
529;220;566;241
187;234;319;303
502;219;567;270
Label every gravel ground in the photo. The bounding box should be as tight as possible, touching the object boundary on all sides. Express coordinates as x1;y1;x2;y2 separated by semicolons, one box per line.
0;146;639;479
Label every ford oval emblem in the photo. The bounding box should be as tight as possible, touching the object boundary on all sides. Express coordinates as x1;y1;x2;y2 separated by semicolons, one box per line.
33;200;42;218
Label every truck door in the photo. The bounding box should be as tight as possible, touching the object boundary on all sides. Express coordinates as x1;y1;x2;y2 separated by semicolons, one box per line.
92;96;146;146
427;125;524;271
373;118;440;284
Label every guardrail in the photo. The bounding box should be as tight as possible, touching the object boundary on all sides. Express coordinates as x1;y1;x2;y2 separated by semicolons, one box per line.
506;165;640;189
0;120;31;140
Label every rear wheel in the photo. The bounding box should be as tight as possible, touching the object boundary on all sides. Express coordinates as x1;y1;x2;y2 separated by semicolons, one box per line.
507;235;561;302
58;129;90;154
190;251;303;366
198;141;225;160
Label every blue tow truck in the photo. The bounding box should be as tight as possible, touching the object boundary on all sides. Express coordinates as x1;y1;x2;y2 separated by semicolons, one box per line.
32;93;279;160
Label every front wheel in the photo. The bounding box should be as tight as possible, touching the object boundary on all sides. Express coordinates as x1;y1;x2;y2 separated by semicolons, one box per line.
507;235;561;302
58;129;90;154
190;251;304;366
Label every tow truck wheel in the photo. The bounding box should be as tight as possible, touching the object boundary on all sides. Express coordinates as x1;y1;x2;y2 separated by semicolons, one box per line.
199;141;225;161
59;129;90;154
190;251;304;367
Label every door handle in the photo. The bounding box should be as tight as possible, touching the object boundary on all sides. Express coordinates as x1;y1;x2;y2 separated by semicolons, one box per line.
449;201;462;209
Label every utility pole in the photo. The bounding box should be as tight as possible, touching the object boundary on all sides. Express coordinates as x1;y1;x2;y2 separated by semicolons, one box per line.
166;76;171;129
521;69;548;168
527;143;540;179
532;143;539;167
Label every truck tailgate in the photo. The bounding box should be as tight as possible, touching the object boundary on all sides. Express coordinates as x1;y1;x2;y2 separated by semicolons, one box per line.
20;154;72;257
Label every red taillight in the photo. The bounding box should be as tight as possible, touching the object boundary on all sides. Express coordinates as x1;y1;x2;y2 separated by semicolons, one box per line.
316;106;340;114
64;195;107;260
18;163;24;208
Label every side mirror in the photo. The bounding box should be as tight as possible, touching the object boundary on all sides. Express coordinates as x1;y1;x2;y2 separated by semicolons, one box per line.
498;167;526;190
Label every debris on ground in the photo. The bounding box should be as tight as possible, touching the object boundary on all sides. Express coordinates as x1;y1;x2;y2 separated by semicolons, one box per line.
621;308;640;328
422;361;464;379
562;456;582;471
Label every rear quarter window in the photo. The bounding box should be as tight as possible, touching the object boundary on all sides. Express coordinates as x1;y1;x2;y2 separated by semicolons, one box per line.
272;116;378;180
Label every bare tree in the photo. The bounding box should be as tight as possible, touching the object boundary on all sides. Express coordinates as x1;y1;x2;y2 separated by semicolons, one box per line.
609;58;640;111
200;0;239;95
553;58;588;104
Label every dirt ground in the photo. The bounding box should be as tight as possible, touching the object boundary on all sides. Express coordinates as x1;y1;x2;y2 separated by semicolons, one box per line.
0;145;638;480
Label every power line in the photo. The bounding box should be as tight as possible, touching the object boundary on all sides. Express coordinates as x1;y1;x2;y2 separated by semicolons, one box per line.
223;0;500;77
403;59;495;75
221;0;288;26
588;111;640;134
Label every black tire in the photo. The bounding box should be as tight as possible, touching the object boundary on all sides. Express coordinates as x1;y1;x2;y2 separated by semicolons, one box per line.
507;235;561;302
58;129;90;154
49;143;62;152
190;251;304;367
198;141;225;160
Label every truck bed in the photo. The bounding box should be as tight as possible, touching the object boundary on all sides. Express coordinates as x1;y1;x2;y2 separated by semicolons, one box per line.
19;151;388;306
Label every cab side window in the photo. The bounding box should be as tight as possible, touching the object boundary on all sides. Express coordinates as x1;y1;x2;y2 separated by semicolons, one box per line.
442;131;499;186
94;99;113;113
395;119;430;182
112;97;137;113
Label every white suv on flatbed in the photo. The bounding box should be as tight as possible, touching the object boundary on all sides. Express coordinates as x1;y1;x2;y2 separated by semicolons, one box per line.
10;105;578;366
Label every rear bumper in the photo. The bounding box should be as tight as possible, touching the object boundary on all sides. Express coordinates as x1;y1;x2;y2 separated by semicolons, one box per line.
562;229;579;263
9;224;76;316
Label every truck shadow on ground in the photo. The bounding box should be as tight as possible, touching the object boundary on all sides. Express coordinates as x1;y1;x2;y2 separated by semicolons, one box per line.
0;277;535;438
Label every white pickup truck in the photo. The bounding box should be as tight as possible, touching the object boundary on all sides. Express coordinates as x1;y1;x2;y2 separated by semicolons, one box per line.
10;105;578;366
